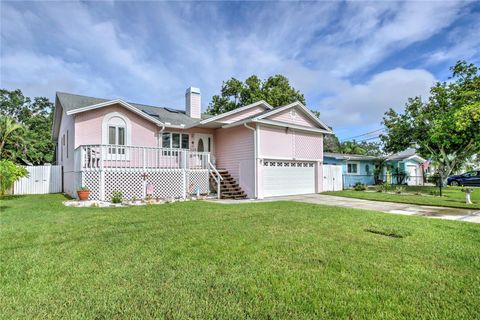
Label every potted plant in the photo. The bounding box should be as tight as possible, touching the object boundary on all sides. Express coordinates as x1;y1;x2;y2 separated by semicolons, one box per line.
77;186;90;201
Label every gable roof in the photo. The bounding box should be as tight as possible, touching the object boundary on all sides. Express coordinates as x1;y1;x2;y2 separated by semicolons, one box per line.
324;152;380;161
56;92;210;128
386;148;426;163
222;101;333;134
199;100;272;125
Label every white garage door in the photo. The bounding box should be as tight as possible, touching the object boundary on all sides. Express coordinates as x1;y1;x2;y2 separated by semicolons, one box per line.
262;160;315;197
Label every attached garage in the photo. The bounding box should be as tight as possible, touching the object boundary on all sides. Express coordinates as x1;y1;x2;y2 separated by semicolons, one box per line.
262;160;315;197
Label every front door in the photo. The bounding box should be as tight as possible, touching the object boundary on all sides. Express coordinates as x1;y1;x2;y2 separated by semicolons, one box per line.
194;134;213;153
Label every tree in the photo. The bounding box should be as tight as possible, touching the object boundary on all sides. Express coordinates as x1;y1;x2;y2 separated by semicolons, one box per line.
381;61;480;184
355;141;383;156
324;134;342;153
339;141;367;155
0;159;28;196
0;116;27;162
0;89;55;164
207;75;305;115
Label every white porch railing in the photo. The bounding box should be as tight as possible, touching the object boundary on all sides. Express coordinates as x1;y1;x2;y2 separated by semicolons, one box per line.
74;145;211;170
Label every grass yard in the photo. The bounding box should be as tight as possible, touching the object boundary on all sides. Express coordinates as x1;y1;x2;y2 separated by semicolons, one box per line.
324;186;480;209
1;194;480;319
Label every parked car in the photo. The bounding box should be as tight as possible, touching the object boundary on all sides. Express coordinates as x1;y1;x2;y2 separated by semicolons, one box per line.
447;170;480;186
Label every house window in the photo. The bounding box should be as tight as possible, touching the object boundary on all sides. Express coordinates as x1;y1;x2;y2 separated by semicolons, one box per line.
107;116;126;154
102;112;131;158
365;164;370;174
347;162;358;174
61;134;65;162
161;132;189;149
182;134;189;149
66;130;69;158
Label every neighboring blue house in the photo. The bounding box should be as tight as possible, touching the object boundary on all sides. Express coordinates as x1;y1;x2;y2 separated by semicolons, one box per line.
323;152;380;188
324;148;427;188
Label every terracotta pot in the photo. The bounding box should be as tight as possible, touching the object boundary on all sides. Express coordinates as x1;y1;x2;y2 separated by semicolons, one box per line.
77;190;90;201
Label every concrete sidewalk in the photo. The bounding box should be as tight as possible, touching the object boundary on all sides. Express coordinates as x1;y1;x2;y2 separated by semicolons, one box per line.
211;194;480;223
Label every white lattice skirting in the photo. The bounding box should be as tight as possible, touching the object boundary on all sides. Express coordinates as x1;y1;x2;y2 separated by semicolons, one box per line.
79;169;210;201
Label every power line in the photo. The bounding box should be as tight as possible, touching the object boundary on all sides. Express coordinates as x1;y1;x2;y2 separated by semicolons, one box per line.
354;135;383;142
340;128;384;141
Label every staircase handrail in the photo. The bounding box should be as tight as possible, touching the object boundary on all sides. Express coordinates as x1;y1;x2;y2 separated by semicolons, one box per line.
208;161;223;199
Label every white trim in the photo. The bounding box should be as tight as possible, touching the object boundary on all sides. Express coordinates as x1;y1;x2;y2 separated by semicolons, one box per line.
66;99;165;127
253;101;332;132
199;101;273;125
254;119;331;134
161;131;190;149
346;161;360;175
405;155;427;163
244;123;258;198
102;112;132;145
260;156;320;162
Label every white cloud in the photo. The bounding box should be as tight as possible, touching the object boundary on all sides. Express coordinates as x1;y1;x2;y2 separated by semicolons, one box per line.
319;68;436;129
0;51;115;99
0;0;475;138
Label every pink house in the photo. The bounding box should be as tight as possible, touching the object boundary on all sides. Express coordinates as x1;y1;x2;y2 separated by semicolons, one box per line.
52;87;332;201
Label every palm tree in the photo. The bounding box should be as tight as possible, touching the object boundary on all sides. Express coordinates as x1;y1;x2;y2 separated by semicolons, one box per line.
0;116;27;161
340;141;367;155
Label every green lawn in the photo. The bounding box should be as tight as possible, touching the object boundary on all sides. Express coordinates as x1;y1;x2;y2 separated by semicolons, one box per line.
1;194;479;319
324;186;480;209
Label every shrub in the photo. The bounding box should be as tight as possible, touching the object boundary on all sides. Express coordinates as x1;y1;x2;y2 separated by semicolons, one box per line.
111;191;123;204
0;160;28;196
354;182;366;191
377;182;391;193
429;190;439;197
427;173;441;185
395;186;406;194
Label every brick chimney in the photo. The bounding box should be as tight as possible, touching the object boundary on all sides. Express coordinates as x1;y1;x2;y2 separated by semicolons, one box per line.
185;87;201;119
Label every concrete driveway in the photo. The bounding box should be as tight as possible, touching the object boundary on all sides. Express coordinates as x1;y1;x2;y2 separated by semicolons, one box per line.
213;194;480;223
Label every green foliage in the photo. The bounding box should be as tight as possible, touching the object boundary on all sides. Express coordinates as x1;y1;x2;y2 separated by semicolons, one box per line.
0;116;27;162
77;186;90;191
377;182;391;193
323;134;341;152
395;186;406;194
2;194;480;318
0;160;28;195
354;182;366;191
429;190;440;197
111;191;123;204
0;89;54;164
207;75;305;114
337;140;383;156
381;61;480;182
326;186;480;209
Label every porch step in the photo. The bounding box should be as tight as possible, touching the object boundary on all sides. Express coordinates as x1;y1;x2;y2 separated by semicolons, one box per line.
210;169;247;200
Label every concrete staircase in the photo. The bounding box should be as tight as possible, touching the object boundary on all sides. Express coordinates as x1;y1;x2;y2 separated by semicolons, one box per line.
210;169;247;199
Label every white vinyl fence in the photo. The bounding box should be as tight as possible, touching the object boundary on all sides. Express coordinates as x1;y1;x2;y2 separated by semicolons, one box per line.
13;165;63;195
323;165;343;192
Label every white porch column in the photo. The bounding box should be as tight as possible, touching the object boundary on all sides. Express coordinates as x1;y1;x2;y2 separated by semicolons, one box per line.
315;161;323;193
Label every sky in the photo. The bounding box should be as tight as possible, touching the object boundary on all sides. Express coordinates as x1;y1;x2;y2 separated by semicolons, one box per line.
1;1;479;140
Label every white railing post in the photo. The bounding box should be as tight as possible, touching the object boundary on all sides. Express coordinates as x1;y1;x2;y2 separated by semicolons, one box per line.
143;148;146;171
80;146;85;170
182;169;187;199
99;145;105;201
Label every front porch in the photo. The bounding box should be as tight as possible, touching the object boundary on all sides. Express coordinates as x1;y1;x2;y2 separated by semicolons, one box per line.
73;144;222;201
